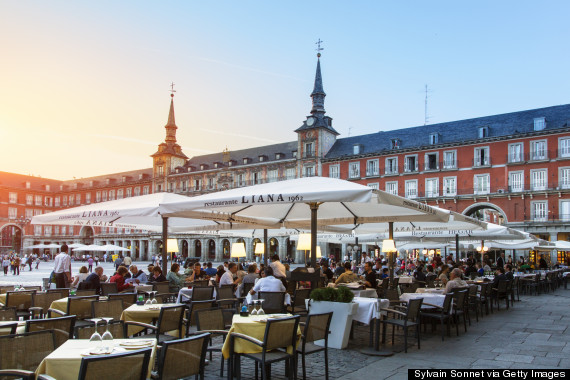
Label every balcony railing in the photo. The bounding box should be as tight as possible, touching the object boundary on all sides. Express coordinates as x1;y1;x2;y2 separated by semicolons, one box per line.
557;147;570;158
442;160;457;169
529;150;549;161
403;163;419;173
302;152;315;159
365;169;380;177
507;154;524;164
424;161;441;171
473;157;491;167
385;168;399;175
405;189;418;198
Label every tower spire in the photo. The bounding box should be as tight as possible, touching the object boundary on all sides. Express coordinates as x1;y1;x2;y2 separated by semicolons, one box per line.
165;83;177;143
311;39;326;115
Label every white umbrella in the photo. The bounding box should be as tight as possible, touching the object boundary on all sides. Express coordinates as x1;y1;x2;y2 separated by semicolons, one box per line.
99;244;130;252
552;240;570;250
25;244;48;249
68;243;85;249
45;243;61;249
72;244;105;251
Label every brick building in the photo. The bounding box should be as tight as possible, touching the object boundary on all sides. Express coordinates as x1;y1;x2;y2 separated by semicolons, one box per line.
1;55;569;263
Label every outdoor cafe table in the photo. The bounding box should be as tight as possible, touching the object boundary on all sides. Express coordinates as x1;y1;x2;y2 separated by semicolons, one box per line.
351;288;378;298
397;276;413;284
415;288;445;294
121;303;184;336
49;297;71;314
0;320;25;335
400;293;447;309
36;338;157;380
245;292;292;305
221;314;301;359
352;297;390;325
177;287;217;304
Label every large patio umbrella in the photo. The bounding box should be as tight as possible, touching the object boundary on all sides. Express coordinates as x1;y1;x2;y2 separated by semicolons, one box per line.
159;177;469;267
24;244;48;249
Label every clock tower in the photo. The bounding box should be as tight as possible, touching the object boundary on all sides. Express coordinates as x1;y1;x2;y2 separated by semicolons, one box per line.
295;48;339;177
151;91;188;193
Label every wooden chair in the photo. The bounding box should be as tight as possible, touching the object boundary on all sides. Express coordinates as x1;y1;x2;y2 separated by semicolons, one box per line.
0;330;55;378
76;347;152;380
299;312;333;380
258;291;286;314
154;334;209;380
125;304;186;343
25;315;76;348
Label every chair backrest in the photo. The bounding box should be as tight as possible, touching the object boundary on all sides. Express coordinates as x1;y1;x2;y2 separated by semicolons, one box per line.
108;293;137;308
157;305;186;338
157;334;209;380
0;322;17;336
6;291;36;311
426;278;435;288
193;280;210;287
468;285;478;297
187;300;215;326
401;283;419;293
92;299;124;321
22;286;42;292
384;289;400;303
453;290;468;311
264;315;300;351
153;282;170;294
47;288;70;298
441;294;453;314
243;282;254;296
381;278;389;290
74;320;126;339
216;285;234;300
74;289;97;297
25;315;76;348
154;293;177;304
304;312;332;344
497;280;508;293
0;286;16;294
192;286;215;301
0;307;17;321
195;307;225;331
78;347;152;380
405;298;423;321
67;295;98;320
100;283;118;297
258;291;286;314
33;292;64;316
0;330;55;371
292;288;311;310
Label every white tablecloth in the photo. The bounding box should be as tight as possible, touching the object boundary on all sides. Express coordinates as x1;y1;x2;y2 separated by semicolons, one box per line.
351;288;378;298
415;288;445;294
176;287;217;303
246;292;291;305
352;297;390;325
400;293;446;309
398;277;413;284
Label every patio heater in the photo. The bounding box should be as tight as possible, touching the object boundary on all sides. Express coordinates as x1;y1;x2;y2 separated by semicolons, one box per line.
231;242;247;264
382;222;397;288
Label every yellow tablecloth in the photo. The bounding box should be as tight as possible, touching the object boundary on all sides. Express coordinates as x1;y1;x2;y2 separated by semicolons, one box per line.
49;297;69;314
121;303;182;337
0;294;6;305
0;320;25;335
221;314;301;359
36;338;157;380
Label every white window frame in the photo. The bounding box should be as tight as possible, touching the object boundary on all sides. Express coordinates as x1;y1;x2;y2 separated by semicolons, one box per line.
366;159;379;177
474;146;490;167
531;200;548;221
268;169;278;182
474;174;490;194
509;171;524;192
385;157;398;175
424;152;439;171
405;180;418;198
126;188;132;197
143;186;149;195
329;164;340;179
404;154;418;173
25;209;33;219
508;142;524;163
194;179;201;191
443;176;457;196
530;139;548;161
8;192;17;204
443;150;457;169
348;162;360;179
34;225;42;236
533;117;546;131
367;183;379;190
558;137;570;158
85;193;91;204
559;199;570;222
8;207;17;219
134;187;141;196
478;126;489;138
530;169;547;191
385;181;398;196
116;189;123;199
429;133;439;145
26;194;33;205
35;195;42;206
304;166;315;177
285;168;295;180
75;194;81;204
425;178;439;197
559;167;570;189
96;191;101;202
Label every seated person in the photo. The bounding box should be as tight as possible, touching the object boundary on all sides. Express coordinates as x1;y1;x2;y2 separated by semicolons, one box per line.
334;262;345;276
219;262;242;287
445;268;468;294
188;262;209;282
205;262;218;277
126;265;148;284
249;267;286;295
505;264;514;281
361;262;377;288
82;266;104;294
413;265;427;283
109;266;134;292
335;262;359;284
380;267;390;279
492;267;508;289
71;266;90;289
166;263;188;293
148;266;167;283
147;264;154;277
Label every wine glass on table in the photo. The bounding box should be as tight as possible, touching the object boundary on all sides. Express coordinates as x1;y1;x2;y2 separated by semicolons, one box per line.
250;300;258;315
101;317;114;351
151;291;158;305
88;318;103;343
257;299;265;315
145;291;153;305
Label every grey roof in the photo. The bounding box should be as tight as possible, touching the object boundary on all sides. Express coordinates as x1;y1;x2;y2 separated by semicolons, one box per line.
184;141;298;170
325;104;570;160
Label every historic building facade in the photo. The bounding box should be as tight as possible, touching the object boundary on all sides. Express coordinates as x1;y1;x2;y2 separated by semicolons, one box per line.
1;55;569;262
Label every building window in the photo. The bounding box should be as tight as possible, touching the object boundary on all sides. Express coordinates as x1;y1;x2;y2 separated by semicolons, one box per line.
386;181;398;195
560;200;570;221
168;182;174;192
268;170;278;182
478;126;489;138
404;155;418;173
530;140;547;161
208;177;216;189
425;178;439;197
108;190;115;201
390;139;400;149
62;196;67;206
253;172;261;185
25;182;31;189
353;144;361;155
405;180;418;198
85;193;91;203
68;195;74;206
348;162;360;179
474;147;490;167
26;194;33;205
35;195;42;206
531;201;548;221
509;171;524;192
126;188;132;197
25;209;33;219
75;194;81;204
44;226;52;236
117;189;123;199
533;117;546;131
508;143;524;163
286;168;295;180
367;183;379;190
194;179;201;191
559;168;570;189
443;151;456;169
443;177;456;196
424;152;439;171
474;174;490;194
237;174;245;187
157;166;164;176
8;192;17;204
143;186;149;195
33;209;41;216
34;225;42;236
304;166;315;177
54;197;60;207
429;133;439;145
275;153;282;160
101;191;107;202
8;207;17;219
366;159;379;177
329;164;340;179
292;151;297;158
530;169;547;191
135;187;141;196
385;157;398;175
96;192;101;202
559;138;570;158
305;143;314;158
259;155;265;162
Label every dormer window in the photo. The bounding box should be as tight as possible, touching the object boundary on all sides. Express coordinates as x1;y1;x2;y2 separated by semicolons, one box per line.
138;174;143;180
25;181;31;189
45;184;51;191
391;139;400;149
243;158;251;165
478;126;489;138
214;162;222;169
200;164;208;171
258;155;267;162
228;160;235;167
429;133;439;145
534;117;546;131
353;144;362;155
292;151;297;158
275;153;283;160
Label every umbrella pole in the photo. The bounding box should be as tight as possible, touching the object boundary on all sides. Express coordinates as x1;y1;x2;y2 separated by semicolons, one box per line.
388;222;394;287
310;202;318;269
162;216;168;275
455;234;460;263
263;229;268;268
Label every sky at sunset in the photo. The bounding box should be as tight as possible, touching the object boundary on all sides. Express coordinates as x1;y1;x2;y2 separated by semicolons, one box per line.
1;1;569;180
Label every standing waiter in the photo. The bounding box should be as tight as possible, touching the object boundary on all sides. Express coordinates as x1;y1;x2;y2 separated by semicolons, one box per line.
53;244;72;288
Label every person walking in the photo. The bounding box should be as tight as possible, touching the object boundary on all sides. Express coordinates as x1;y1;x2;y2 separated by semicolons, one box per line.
53;244;72;288
2;256;9;276
13;256;20;276
87;256;94;273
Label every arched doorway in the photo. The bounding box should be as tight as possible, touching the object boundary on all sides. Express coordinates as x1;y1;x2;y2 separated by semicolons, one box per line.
0;225;22;253
208;239;216;260
194;240;202;258
155;240;163;260
222;239;231;260
269;238;278;256
286;238;295;260
252;238;262;259
181;240;188;258
462;203;508;225
80;226;94;245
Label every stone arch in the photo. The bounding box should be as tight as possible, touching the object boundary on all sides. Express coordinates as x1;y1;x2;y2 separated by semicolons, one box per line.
269;238;279;256
207;239;216;260
222;239;231;260
194;240;202;258
462;202;508;224
181;240;188;258
79;226;94;245
0;224;22;253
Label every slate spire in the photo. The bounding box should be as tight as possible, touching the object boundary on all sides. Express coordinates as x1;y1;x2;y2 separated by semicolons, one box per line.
164;93;177;143
310;56;326;115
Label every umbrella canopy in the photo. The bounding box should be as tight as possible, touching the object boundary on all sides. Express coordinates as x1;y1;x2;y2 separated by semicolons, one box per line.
552;240;570;250
99;244;130;252
44;243;62;249
68;243;85;249
25;244;48;249
72;244;106;251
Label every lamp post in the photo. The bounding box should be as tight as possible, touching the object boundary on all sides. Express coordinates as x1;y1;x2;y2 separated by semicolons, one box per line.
254;242;265;263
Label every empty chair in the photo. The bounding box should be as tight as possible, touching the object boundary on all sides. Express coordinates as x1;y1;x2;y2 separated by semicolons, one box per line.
0;286;16;294
216;285;238;309
154;293;177;304
154;334;210;380
125;304;186;343
0;307;17;321
21;286;42;292
452;290;469;334
288;288;311;316
29;291;64;319
108;293;137;309
418;294;454;341
5;291;35;320
380;297;423;353
493;280;510;310
74;320;126;339
0;322;18;336
195;307;233;376
47;288;70;298
76;347;152;380
74;289;97;297
49;295;98;326
25;315;76;348
92;299;124;321
0;330;55;378
258;291;286;314
153;282;170;294
100;283;118;297
192;286;215;301
299;312;333;380
186;300;215;328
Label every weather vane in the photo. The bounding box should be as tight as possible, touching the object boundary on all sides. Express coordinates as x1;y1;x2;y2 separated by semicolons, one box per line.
170;82;176;97
315;38;324;57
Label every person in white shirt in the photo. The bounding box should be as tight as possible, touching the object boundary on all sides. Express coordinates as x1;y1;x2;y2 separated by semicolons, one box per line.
220;262;241;287
53;244;72;288
249;267;286;295
269;255;286;278
123;255;132;267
